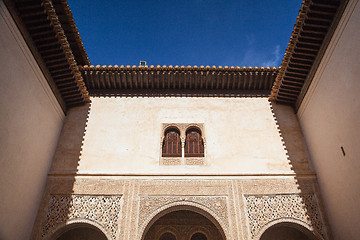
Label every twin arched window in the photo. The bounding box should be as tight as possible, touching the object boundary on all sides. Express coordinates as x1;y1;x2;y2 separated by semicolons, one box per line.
162;127;204;157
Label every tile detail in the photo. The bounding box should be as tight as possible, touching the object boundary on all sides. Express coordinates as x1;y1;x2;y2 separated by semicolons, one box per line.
41;194;122;240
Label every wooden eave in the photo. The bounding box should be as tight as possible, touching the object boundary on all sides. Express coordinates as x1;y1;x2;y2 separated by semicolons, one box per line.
4;0;90;111
270;0;349;111
80;65;278;97
51;0;90;66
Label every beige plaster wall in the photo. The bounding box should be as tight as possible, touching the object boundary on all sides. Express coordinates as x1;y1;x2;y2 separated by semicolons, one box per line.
297;0;360;239
0;2;65;240
51;96;311;175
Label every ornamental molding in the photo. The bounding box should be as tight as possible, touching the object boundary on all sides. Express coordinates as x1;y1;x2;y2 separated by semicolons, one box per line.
244;194;326;240
138;196;230;240
41;194;122;240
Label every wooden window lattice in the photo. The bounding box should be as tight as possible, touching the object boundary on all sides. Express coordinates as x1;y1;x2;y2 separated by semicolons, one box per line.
162;128;181;157
185;128;204;157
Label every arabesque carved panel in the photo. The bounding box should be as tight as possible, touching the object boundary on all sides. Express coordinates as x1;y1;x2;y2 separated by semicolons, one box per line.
41;194;122;240
244;194;324;239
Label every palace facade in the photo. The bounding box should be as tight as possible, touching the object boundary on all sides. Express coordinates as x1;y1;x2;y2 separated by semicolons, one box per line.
0;0;359;239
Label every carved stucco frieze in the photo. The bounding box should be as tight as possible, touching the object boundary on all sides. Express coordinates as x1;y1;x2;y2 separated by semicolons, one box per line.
41;194;122;240
138;196;228;234
244;194;325;239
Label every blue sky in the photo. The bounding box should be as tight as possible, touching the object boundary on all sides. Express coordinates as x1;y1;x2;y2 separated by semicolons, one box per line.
68;0;301;67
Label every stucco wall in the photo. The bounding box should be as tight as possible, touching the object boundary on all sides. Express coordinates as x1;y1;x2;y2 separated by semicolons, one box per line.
297;0;360;239
0;2;65;240
51;96;311;175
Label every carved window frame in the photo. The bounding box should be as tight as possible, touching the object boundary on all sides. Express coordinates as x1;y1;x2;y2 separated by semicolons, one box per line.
160;123;206;166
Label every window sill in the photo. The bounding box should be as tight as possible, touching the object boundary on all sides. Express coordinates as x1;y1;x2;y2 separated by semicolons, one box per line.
160;157;205;166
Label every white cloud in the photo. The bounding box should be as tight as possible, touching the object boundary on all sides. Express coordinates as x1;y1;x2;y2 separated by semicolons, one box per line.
261;45;281;67
221;37;283;67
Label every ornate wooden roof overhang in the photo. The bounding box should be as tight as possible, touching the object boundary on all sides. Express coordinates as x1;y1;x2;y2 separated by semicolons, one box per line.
51;0;89;66
4;0;90;111
271;0;349;110
80;65;278;97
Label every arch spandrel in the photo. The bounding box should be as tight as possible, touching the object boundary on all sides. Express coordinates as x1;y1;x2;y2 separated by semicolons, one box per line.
39;194;122;240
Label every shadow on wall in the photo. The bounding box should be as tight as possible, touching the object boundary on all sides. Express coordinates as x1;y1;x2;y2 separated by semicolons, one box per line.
49;103;91;175
269;101;331;240
30;103;92;240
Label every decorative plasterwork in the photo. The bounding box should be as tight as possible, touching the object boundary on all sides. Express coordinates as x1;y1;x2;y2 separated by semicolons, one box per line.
41;194;122;240
244;194;325;239
138;196;229;239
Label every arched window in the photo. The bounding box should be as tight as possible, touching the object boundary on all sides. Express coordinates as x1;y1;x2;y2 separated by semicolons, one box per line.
159;232;176;240
162;128;181;157
191;232;207;240
185;128;204;157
